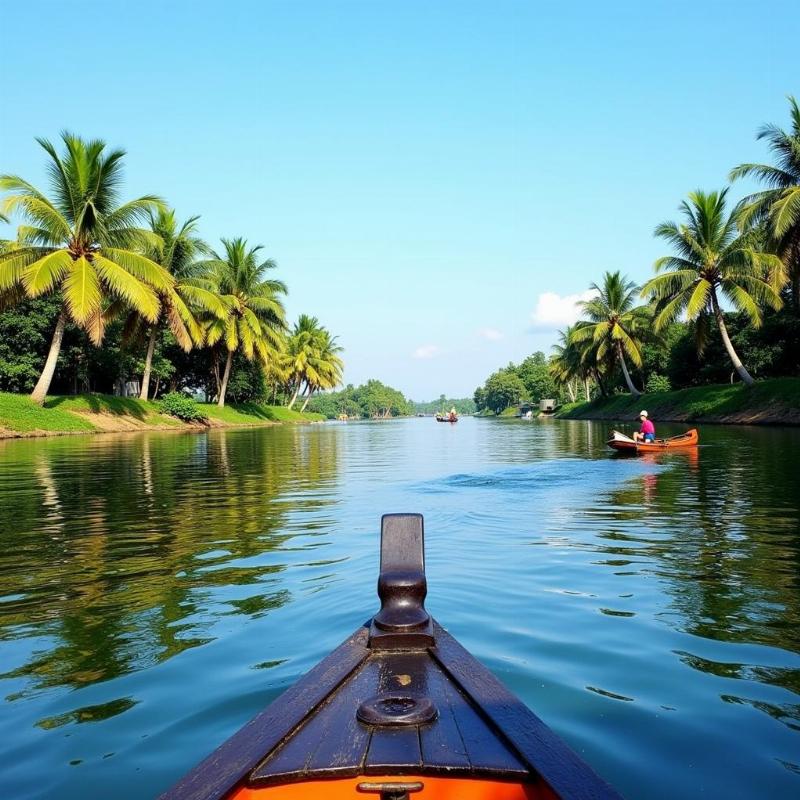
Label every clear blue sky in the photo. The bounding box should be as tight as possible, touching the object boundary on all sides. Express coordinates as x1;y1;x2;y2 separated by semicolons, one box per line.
2;1;797;399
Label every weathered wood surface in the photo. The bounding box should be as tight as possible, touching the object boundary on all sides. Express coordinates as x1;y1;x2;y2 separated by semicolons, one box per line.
157;627;370;800
250;644;533;786
431;622;623;800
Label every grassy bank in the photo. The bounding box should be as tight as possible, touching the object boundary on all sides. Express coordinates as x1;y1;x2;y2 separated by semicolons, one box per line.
0;392;324;438
555;377;800;426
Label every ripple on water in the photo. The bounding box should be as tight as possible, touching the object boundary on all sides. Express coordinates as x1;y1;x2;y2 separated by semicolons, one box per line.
0;419;799;800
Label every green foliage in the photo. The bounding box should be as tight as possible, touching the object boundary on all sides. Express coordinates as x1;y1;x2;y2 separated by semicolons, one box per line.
480;369;527;414
412;396;476;415
516;352;557;402
645;373;671;393
556;377;800;423
160;392;208;422
0;296;61;392
308;380;412;419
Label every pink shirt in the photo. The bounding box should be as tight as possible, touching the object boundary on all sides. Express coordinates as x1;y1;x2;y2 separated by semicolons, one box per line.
640;419;655;435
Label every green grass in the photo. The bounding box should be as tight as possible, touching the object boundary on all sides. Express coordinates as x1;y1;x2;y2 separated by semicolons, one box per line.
47;394;167;421
203;402;324;425
0;392;96;434
555;377;800;424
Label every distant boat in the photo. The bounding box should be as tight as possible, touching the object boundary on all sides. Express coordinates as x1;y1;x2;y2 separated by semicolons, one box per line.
607;428;698;453
435;413;458;423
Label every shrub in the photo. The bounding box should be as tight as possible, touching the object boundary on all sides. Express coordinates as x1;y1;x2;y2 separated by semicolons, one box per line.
646;373;672;393
160;392;208;422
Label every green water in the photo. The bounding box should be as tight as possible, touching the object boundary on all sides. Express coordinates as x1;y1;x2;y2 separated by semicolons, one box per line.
0;418;798;799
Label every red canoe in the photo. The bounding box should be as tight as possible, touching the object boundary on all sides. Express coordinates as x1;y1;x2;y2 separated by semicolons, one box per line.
607;428;698;453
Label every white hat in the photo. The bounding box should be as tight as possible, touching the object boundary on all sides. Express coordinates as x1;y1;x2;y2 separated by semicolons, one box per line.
639;410;648;417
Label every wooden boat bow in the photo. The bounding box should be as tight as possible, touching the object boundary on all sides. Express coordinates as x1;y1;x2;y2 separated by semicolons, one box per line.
160;515;622;800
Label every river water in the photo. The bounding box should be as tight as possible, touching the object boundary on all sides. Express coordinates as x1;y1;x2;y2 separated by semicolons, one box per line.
0;418;798;799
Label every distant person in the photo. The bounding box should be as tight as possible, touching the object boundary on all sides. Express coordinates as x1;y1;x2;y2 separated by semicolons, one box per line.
633;410;656;442
449;406;457;421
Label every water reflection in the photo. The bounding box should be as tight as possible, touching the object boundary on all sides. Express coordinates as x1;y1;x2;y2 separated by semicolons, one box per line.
0;418;798;800
0;427;341;697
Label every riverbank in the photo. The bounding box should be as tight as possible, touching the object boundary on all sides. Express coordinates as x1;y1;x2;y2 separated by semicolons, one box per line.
555;377;800;425
0;392;324;438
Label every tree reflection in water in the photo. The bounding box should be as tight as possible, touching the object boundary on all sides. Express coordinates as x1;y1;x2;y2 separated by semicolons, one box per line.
0;427;341;699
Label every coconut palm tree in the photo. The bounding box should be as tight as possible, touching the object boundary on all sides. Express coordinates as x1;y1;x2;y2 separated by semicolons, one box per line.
642;189;785;386
572;271;649;396
199;238;286;407
730;96;800;308
284;315;324;409
300;327;344;412
0;133;172;403
550;325;590;402
125;209;224;400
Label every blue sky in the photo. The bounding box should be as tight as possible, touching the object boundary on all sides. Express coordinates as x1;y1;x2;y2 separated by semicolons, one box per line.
2;1;798;399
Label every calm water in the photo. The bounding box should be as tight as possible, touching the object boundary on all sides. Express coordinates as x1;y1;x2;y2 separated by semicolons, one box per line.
1;418;798;799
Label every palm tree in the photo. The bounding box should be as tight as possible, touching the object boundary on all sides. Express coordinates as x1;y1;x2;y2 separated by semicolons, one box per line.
572;271;649;396
300;326;344;412
126;209;224;400
550;325;590;402
730;96;800;308
283;315;324;409
0;133;172;403
200;238;286;407
642;189;784;385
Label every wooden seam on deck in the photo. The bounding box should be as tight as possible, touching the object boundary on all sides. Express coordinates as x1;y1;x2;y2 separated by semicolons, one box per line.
157;627;371;800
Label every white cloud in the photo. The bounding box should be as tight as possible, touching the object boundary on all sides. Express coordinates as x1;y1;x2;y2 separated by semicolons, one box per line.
477;327;504;341
412;344;442;359
529;290;597;330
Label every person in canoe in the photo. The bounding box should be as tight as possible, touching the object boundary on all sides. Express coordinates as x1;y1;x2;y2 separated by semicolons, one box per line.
633;409;656;443
449;406;457;421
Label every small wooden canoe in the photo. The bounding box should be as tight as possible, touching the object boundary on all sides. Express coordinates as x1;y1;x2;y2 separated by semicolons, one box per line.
607;428;698;454
435;415;458;423
160;515;621;800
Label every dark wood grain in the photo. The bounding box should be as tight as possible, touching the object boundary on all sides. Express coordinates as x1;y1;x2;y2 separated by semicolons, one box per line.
430;660;528;778
418;658;471;771
365;727;422;773
157;627;370;800
250;659;381;784
431;622;623;800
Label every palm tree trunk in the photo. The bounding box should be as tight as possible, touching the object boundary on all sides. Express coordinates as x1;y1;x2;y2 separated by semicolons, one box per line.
139;328;157;400
217;350;234;407
287;381;303;409
584;377;591;401
566;381;576;403
710;288;754;385
300;390;313;412
31;311;67;406
616;344;641;396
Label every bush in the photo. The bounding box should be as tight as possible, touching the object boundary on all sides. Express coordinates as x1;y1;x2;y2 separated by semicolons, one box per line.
646;373;672;393
160;392;208;422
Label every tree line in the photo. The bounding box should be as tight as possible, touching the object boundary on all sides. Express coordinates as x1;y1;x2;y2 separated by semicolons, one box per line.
477;95;800;411
0;133;343;408
308;380;414;419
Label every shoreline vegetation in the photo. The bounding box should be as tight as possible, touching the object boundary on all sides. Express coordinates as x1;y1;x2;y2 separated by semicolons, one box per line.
553;377;800;426
474;98;800;422
0;392;323;439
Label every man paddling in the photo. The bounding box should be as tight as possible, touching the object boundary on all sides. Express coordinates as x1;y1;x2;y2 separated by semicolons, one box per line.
633;409;656;443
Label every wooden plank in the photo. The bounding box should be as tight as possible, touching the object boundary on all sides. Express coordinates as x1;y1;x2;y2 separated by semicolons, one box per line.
418;659;471;772
365;727;422;773
250;659;380;783
430;622;623;800
157;627;370;800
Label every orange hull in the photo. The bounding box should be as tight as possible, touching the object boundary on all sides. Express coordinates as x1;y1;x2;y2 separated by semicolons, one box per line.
231;775;557;800
607;427;698;453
